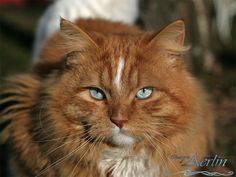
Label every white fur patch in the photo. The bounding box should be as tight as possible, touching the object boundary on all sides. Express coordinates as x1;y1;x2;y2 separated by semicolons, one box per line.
110;127;136;147
114;57;125;91
98;148;160;177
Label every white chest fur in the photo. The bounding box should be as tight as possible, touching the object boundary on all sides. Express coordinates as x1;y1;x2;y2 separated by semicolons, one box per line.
97;148;160;177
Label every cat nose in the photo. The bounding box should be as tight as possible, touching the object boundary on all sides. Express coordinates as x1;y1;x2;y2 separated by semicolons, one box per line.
110;115;128;129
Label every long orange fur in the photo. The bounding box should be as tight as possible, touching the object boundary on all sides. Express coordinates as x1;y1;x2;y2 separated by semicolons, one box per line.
0;18;214;177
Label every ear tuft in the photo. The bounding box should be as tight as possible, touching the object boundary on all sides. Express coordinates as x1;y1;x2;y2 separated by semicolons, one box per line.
64;51;82;68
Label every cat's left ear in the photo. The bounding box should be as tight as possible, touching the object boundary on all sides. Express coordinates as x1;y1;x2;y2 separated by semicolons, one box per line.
145;20;189;55
60;18;99;52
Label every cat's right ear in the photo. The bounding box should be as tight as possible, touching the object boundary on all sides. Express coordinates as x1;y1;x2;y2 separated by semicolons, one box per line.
60;18;98;52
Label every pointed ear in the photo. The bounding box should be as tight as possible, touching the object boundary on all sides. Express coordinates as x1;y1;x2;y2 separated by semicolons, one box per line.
158;20;185;45
60;18;98;52
147;20;189;54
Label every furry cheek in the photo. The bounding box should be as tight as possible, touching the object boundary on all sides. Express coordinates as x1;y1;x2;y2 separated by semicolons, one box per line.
61;90;110;126
131;91;184;136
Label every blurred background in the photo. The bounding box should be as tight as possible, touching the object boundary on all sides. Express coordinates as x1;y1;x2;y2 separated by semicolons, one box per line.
0;0;236;176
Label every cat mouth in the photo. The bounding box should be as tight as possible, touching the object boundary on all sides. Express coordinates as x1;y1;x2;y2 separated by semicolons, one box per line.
81;121;136;147
107;127;137;147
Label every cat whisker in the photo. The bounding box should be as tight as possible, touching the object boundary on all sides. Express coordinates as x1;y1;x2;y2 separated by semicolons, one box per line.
144;132;178;171
37;103;47;134
33;122;97;142
36;135;95;177
148;122;177;126
36;129;108;177
33;127;94;142
69;134;104;177
143;133;169;173
134;123;164;137
136;121;184;172
45;128;100;156
143;129;173;148
148;122;179;128
143;127;178;152
146;133;176;174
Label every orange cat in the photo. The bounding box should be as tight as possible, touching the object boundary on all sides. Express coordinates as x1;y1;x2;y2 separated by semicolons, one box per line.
0;18;214;177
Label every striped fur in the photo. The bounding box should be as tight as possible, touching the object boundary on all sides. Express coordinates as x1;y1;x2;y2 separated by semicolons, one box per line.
0;19;214;177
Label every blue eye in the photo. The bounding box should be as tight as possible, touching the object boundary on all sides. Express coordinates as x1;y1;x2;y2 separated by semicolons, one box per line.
136;87;153;99
89;88;105;100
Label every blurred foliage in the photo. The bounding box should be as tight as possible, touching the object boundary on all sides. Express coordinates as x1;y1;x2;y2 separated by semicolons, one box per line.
0;5;44;78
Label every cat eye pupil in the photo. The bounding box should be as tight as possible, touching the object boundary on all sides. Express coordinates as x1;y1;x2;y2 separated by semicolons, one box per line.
89;88;105;100
136;87;153;99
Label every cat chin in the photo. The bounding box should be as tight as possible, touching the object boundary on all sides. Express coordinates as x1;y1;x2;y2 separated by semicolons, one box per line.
109;127;136;147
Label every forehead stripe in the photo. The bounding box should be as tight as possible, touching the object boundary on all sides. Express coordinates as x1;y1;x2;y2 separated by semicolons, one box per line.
114;56;125;90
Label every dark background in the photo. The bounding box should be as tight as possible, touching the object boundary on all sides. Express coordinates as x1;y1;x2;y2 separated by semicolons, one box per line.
0;0;236;176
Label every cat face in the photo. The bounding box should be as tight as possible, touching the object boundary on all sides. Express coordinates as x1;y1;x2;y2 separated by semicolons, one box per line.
44;19;199;150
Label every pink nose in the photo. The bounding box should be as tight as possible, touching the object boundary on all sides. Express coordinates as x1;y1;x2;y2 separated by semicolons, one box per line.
110;116;128;129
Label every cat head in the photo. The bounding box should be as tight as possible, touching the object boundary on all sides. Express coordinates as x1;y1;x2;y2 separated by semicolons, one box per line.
41;18;199;150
